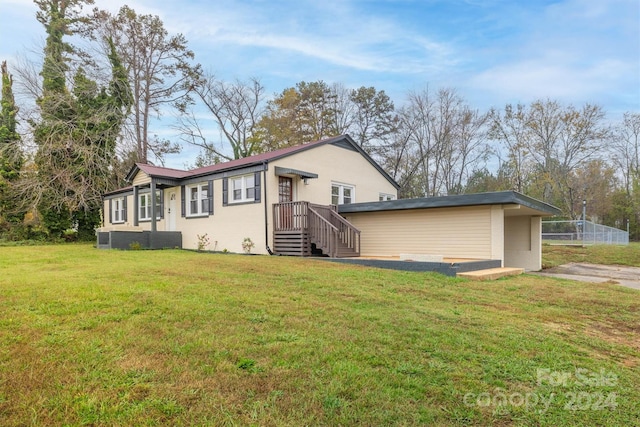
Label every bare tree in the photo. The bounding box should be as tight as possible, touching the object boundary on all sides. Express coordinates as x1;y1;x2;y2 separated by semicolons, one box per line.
488;104;531;192
93;5;201;164
444;106;489;194
179;75;265;161
611;112;640;195
327;82;354;137
490;99;609;217
397;87;487;196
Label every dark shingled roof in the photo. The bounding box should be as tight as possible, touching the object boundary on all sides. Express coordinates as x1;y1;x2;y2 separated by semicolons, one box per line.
338;191;561;216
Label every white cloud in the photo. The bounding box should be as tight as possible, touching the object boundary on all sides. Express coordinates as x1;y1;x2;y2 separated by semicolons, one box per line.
471;58;632;103
140;0;456;76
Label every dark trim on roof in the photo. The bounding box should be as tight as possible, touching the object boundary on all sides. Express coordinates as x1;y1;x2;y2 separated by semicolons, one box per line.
338;191;562;216
103;186;133;198
274;166;318;179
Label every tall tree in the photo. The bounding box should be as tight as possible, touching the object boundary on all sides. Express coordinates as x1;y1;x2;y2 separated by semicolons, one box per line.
526;100;607;208
29;0;130;238
566;159;617;222
0;61;23;228
180;75;265;161
610;112;640;238
94;5;200;164
349;86;396;152
490;99;609;217
256;80;339;151
396;87;488;197
611;112;640;195
488;104;531;193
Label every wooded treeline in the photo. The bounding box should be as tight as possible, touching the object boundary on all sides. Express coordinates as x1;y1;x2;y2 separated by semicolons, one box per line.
1;0;639;241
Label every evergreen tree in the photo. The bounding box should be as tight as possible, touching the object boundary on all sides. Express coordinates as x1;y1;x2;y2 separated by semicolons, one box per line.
31;0;130;239
0;61;24;231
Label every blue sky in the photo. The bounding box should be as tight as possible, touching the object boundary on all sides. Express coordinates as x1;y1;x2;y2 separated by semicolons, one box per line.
1;0;639;167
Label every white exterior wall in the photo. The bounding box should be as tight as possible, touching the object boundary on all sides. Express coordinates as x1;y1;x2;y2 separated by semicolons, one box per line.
102;193;167;231
343;206;498;259
102;142;397;254
504;215;542;271
491;205;505;266
268;143;397;206
175;179;267;253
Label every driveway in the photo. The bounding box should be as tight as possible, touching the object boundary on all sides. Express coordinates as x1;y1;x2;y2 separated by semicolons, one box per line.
533;263;640;290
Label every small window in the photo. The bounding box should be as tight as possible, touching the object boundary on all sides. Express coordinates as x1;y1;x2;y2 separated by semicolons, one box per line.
187;183;211;216
139;192;161;221
331;183;355;205
112;197;125;223
379;193;396;201
231;174;255;203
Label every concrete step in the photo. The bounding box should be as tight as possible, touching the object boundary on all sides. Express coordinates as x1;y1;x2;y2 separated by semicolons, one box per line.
457;267;524;281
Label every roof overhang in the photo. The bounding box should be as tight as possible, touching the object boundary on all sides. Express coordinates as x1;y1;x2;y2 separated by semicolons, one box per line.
338;191;562;217
274;166;318;179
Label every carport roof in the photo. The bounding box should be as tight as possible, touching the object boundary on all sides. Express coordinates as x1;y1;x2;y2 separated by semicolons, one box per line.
338;191;561;216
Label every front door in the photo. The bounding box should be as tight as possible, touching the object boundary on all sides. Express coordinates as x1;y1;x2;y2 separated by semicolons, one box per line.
278;177;294;229
279;177;293;202
167;192;177;231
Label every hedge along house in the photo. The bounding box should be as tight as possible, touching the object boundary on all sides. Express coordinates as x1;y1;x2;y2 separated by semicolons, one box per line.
99;135;399;255
99;134;560;272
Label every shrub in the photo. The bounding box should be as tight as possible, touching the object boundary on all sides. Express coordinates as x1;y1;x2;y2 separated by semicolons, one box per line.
241;237;255;254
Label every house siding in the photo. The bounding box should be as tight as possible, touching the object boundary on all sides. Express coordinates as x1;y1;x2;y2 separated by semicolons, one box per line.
132;171;151;187
343;205;496;259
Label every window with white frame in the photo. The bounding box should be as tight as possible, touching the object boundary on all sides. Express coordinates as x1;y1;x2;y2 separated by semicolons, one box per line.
231;174;255;203
111;197;125;223
331;183;354;205
139;191;161;221
379;193;396;201
187;183;210;216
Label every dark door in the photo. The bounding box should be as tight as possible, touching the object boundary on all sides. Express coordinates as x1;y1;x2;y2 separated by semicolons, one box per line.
279;176;293;202
278;177;294;229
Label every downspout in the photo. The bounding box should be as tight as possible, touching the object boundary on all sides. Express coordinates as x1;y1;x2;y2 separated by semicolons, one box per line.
263;162;274;255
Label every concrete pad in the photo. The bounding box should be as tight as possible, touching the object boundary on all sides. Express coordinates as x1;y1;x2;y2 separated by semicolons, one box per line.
458;267;524;281
533;263;640;290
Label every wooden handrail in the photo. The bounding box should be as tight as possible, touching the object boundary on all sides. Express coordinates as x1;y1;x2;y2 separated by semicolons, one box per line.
308;206;338;257
273;201;308;231
274;201;360;257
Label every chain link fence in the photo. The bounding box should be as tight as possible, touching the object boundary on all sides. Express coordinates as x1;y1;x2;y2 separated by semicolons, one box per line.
542;220;629;245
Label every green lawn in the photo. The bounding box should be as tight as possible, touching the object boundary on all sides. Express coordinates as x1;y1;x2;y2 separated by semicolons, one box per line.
542;242;640;269
0;245;638;426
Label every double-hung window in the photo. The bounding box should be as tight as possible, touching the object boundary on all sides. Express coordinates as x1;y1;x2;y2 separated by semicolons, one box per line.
231;174;255;203
111;197;125;223
139;191;161;221
331;183;354;205
379;193;396;201
188;183;210;216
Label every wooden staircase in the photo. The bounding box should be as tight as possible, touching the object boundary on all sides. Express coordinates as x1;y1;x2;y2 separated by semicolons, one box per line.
273;201;360;258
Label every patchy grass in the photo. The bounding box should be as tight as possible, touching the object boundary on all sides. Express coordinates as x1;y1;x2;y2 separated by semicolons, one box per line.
542;242;640;269
0;245;638;426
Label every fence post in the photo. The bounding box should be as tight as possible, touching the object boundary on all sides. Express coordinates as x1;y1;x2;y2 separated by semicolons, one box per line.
582;200;586;247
